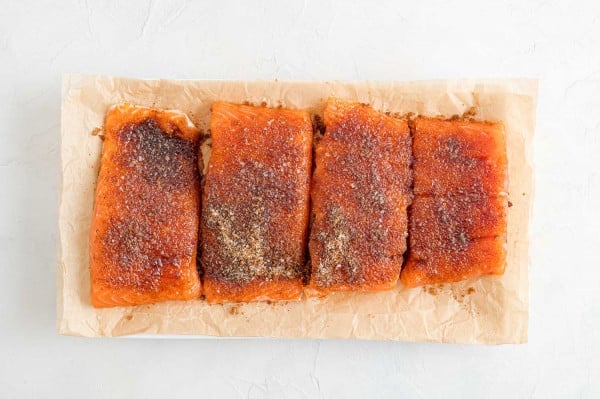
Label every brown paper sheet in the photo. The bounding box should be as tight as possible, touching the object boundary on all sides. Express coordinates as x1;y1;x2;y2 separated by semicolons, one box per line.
58;75;536;343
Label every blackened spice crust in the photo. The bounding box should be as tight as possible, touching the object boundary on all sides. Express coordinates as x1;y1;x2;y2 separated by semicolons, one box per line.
99;118;199;292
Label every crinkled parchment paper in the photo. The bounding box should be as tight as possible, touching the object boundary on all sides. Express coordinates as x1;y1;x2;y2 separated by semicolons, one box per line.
58;75;536;343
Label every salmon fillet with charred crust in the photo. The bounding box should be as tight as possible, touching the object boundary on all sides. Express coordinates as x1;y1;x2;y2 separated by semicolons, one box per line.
201;102;313;303
402;117;508;287
307;99;412;295
90;104;202;307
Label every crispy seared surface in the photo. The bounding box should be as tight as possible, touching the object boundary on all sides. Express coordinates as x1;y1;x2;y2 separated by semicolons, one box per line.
201;102;312;303
402;117;507;288
89;104;202;307
307;99;412;295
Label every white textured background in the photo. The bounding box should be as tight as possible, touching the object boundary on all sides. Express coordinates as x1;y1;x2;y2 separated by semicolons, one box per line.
1;0;599;397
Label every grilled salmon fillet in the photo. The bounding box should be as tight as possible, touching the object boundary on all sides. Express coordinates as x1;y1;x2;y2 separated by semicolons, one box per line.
201;102;312;303
89;104;202;307
307;99;412;295
401;117;508;287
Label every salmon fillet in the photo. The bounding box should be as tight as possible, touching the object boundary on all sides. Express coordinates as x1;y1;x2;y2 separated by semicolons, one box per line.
201;102;312;303
89;104;202;307
307;99;412;295
401;117;508;287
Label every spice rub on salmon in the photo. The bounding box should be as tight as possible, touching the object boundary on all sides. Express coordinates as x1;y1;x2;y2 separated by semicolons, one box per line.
411;118;507;196
89;104;202;308
201;102;312;303
307;99;412;295
401;117;508;287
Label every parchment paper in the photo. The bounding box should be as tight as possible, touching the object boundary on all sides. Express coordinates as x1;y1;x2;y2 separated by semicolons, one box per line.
58;75;536;343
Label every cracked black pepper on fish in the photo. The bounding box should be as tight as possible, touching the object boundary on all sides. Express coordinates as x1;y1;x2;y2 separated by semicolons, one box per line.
200;101;312;303
307;98;412;295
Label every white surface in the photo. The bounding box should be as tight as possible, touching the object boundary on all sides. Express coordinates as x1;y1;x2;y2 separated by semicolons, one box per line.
1;0;598;397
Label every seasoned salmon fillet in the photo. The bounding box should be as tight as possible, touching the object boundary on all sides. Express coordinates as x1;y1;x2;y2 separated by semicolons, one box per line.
307;99;412;295
89;104;202;307
401;117;508;287
201;102;312;303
